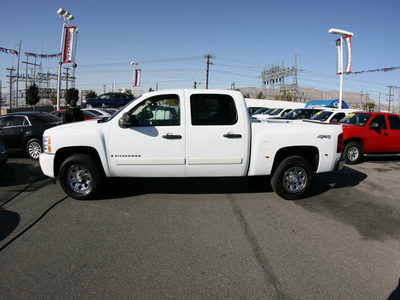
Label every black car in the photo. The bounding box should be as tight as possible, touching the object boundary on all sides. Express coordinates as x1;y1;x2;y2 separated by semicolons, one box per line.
82;92;134;109
0;138;7;167
0;112;62;160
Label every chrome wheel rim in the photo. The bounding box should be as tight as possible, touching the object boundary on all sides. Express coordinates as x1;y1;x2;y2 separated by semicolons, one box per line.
283;166;307;193
67;164;92;194
348;146;359;162
28;141;41;159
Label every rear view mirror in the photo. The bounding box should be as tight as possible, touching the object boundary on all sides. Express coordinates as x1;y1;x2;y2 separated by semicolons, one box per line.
119;113;138;128
369;122;379;129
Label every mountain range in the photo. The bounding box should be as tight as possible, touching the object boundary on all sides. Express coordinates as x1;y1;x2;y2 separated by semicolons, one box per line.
238;86;387;110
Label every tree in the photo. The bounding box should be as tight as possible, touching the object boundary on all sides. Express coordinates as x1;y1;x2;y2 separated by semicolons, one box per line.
275;92;293;101
50;93;57;106
256;91;264;99
85;90;97;99
26;84;40;106
363;102;375;110
66;88;79;105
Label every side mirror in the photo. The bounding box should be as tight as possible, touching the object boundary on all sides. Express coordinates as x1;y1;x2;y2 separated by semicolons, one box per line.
369;122;379;129
119;113;138;128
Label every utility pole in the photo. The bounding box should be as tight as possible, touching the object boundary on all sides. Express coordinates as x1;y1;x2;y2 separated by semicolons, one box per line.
15;41;22;108
0;80;2;114
386;86;400;113
360;91;364;109
6;68;16;111
365;92;369;110
204;54;214;89
378;92;382;112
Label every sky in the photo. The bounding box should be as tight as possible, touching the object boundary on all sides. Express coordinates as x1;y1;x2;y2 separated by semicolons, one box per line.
1;0;399;105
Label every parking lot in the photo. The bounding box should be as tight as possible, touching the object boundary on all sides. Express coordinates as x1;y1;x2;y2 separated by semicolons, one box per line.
0;156;399;299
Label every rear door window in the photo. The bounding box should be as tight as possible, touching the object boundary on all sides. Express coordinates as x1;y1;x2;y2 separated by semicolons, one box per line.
388;115;400;130
190;94;238;126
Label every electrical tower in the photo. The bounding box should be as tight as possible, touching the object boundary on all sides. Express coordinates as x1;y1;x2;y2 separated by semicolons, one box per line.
261;55;303;101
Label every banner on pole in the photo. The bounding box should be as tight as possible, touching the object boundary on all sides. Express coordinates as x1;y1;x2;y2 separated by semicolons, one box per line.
335;35;352;74
64;26;78;63
135;69;141;86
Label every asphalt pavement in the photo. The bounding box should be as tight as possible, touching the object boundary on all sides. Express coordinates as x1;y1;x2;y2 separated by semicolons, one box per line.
0;156;400;299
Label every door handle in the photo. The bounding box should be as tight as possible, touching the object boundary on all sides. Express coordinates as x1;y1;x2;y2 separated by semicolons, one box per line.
162;133;182;139
223;132;242;139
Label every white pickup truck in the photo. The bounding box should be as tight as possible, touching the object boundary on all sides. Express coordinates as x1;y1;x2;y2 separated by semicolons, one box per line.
39;89;344;200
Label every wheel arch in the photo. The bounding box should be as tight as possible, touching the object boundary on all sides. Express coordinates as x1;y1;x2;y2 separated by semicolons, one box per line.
343;137;364;151
22;134;42;149
271;146;319;175
54;146;106;177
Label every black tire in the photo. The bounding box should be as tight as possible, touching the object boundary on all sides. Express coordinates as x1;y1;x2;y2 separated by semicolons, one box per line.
59;154;104;200
343;142;362;164
26;138;42;160
271;156;313;200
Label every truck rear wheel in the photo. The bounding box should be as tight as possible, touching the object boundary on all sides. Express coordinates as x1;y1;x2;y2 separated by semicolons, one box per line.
271;156;313;200
59;154;104;200
343;142;362;164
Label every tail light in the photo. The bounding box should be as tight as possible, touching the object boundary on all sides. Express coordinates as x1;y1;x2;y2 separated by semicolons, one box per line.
337;133;343;153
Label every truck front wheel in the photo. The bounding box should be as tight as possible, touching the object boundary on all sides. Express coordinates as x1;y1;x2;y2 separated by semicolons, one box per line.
59;154;104;200
271;156;313;200
343;142;362;164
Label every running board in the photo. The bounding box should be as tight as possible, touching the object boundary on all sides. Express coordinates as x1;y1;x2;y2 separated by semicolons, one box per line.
364;153;400;157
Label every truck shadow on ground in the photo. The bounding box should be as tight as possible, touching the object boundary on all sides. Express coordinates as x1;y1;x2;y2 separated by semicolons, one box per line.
101;176;272;199
308;165;368;197
0;155;47;188
100;165;367;200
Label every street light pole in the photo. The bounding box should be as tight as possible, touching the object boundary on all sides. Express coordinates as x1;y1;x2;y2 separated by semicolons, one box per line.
131;61;138;96
329;28;354;109
56;8;74;110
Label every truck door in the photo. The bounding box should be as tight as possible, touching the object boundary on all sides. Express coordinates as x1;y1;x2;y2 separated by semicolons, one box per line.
107;93;185;177
364;115;390;153
388;115;400;152
185;93;248;177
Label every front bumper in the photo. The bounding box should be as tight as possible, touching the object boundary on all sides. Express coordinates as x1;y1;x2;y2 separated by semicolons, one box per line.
39;153;56;178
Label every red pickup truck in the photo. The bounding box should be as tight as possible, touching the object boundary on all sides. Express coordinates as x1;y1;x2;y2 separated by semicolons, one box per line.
340;111;400;164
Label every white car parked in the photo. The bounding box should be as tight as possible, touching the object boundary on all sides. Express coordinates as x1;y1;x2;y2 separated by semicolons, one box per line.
309;108;358;124
256;108;293;120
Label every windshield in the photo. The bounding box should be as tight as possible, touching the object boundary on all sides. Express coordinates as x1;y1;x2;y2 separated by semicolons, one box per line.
339;112;372;126
269;108;283;116
311;111;333;121
261;108;275;115
283;109;320;119
253;108;268;115
35;113;63;123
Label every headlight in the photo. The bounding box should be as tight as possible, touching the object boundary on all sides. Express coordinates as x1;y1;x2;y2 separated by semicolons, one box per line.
43;136;52;153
